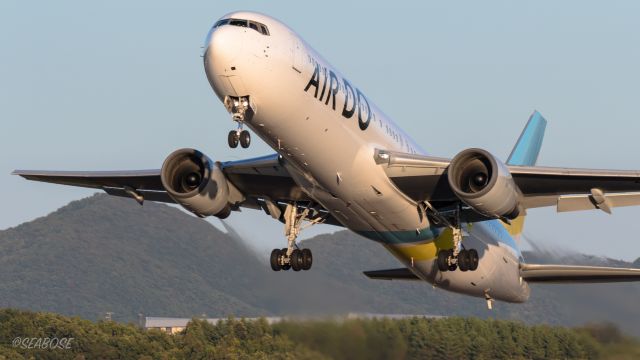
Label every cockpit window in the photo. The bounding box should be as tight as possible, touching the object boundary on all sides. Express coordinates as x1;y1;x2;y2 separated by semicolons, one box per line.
229;19;247;27
214;19;229;27
213;18;270;36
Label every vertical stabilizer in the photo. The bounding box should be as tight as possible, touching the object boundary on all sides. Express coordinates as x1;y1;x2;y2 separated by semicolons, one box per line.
504;111;547;238
507;111;547;166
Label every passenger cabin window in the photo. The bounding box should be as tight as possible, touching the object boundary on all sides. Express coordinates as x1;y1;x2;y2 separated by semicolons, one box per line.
213;18;270;36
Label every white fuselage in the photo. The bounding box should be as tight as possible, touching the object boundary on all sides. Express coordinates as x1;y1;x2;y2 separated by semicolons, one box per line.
203;11;530;303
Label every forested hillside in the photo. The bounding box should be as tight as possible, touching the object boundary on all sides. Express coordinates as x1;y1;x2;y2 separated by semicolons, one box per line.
1;309;638;359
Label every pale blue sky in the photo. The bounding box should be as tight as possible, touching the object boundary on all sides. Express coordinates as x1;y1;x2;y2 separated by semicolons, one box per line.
2;1;640;260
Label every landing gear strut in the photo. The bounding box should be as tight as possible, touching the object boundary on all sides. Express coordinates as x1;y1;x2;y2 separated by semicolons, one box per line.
422;202;480;272
270;203;318;272
224;96;253;149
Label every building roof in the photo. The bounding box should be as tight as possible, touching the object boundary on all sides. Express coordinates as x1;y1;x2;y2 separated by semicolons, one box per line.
144;313;445;329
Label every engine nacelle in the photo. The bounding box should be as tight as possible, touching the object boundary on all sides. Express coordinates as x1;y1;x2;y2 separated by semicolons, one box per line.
447;148;522;219
160;148;231;218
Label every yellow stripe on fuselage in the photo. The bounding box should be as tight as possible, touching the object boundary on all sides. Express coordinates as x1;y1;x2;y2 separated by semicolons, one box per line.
385;216;526;263
384;228;455;261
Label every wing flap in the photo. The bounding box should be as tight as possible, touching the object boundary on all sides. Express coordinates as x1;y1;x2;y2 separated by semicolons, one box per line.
363;268;421;281
221;154;311;201
557;192;640;213
521;264;640;283
102;187;175;204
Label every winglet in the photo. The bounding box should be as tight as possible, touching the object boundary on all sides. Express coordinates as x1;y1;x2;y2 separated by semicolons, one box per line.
507;111;547;166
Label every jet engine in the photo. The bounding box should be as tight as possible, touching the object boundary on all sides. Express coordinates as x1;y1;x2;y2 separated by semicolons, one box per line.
447;148;522;219
160;148;231;218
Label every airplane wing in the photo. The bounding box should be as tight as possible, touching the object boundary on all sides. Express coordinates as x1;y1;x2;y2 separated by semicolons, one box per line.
12;154;332;221
13;169;174;203
520;264;640;283
363;264;640;283
375;149;640;214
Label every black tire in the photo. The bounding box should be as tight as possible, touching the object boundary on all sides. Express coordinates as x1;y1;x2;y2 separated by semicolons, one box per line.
301;249;313;270
239;130;251;148
437;250;449;272
291;249;302;271
228;130;239;148
458;250;470;272
216;206;231;219
270;249;281;271
469;249;479;271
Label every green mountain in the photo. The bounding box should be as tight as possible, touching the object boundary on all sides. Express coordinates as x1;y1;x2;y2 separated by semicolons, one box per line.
0;194;638;336
0;194;270;320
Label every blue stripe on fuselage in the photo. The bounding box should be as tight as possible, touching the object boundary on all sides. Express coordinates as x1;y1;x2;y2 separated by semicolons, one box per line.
477;220;522;257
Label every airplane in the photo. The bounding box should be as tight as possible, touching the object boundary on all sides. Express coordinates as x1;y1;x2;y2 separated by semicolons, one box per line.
13;11;640;308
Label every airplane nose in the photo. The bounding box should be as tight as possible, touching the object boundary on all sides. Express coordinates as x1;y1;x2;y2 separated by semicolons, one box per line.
203;23;248;100
203;25;244;74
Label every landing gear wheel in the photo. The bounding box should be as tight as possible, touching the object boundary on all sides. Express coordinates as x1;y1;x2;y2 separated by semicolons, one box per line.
437;250;449;272
458;250;470;272
290;249;303;271
270;249;282;271
301;249;313;270
281;248;291;270
228;130;239;148
469;249;479;271
239;130;251;148
447;249;457;271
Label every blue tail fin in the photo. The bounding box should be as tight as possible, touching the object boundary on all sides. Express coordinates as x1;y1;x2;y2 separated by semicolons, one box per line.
507;111;547;166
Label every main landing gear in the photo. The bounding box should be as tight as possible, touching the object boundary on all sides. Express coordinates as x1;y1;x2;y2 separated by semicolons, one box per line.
437;248;479;272
422;202;480;273
269;203;321;272
224;95;253;149
270;248;312;271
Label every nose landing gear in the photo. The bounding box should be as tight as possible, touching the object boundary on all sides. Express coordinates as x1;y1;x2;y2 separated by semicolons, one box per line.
224;95;254;149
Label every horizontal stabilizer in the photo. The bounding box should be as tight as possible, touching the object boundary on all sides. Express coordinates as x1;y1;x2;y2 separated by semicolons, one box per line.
521;263;640;283
363;268;420;281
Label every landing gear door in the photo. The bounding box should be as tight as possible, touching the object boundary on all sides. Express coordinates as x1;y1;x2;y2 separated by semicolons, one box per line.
291;38;304;74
